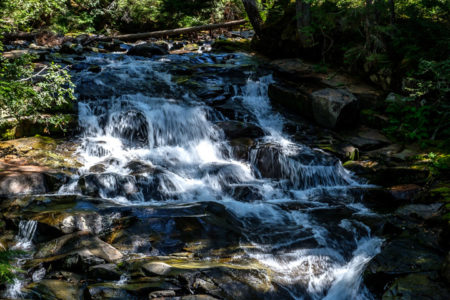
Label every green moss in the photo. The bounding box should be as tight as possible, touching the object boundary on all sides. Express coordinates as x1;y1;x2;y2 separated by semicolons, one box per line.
0;120;18;141
212;39;252;53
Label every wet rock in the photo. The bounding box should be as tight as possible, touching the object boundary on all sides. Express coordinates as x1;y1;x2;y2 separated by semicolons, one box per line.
110;110;149;147
61;42;83;54
142;262;172;276
89;279;180;298
32;209;104;236
347;136;389;152
268;83;311;115
88;65;102;73
367;240;443;274
230;138;255;160
365;239;444;295
229;185;262;202
78;173;140;200
89;163;107;173
366;144;404;159
171;41;185;50
310;88;359;128
182;295;219;300
0;136;81;171
26;279;83;300
35;231;123;263
0;172;47;195
127;43;169;57
125;160;155;175
87;284;135;299
382;272;450;300
395;203;444;221
192;278;221;295
344;161;430;187
89;263;122;280
184;44;199;52
216;121;264;140
389;184;422;202
149;290;176;298
199;267;274;299
99;40;125;52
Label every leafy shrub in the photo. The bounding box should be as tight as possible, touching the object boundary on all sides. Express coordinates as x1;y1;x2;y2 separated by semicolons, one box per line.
0;54;75;134
384;59;450;145
0;250;25;284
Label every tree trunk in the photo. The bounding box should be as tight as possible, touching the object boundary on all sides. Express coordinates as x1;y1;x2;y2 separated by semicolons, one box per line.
389;0;396;23
241;0;263;37
296;0;312;47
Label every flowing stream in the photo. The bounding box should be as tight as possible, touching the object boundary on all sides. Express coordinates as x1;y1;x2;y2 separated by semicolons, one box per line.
49;51;383;299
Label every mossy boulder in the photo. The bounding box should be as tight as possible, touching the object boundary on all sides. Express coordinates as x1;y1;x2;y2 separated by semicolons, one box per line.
211;39;251;53
0;115;77;141
382;272;450;300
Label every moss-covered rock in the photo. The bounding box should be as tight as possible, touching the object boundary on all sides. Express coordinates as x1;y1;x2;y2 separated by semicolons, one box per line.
211;39;251;53
382;272;450;300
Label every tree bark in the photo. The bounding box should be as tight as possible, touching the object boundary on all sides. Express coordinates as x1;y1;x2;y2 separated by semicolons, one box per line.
389;0;396;24
296;0;312;47
241;0;263;37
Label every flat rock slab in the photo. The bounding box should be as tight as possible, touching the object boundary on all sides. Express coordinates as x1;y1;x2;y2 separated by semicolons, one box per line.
35;231;123;262
270;58;383;108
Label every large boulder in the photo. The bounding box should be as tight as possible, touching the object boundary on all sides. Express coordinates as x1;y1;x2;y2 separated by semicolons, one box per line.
268;84;359;128
0;172;47;195
310;88;359;128
268;83;311;115
127;43;169;57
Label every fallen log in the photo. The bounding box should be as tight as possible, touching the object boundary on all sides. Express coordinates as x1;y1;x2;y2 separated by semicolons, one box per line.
2;20;248;45
3;32;37;41
94;19;248;42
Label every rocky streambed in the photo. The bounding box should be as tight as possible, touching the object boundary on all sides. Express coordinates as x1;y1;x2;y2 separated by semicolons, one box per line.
0;42;449;300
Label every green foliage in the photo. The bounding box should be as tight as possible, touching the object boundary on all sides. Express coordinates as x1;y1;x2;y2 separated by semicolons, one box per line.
0;0;246;34
0;250;25;284
0;54;75;134
384;59;449;145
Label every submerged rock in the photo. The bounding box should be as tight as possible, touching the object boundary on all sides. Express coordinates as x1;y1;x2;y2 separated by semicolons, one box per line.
35;231;123;263
89;263;122;280
26;279;83;300
110;110;149;147
216;121;264;140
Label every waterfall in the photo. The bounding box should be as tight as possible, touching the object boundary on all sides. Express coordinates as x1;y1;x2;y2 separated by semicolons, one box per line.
57;52;380;299
13;220;37;250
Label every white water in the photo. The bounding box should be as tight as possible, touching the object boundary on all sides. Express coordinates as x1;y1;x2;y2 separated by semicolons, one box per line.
59;52;380;299
13;220;37;251
4;220;38;299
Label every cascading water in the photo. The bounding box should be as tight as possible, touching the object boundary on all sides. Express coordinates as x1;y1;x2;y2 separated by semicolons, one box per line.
59;52;381;299
13;220;37;250
4;220;38;299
